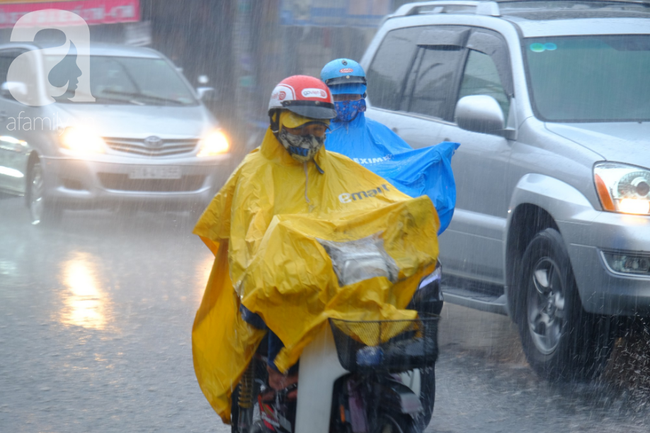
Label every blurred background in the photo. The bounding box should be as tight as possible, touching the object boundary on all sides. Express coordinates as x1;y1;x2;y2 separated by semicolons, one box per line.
0;0;414;159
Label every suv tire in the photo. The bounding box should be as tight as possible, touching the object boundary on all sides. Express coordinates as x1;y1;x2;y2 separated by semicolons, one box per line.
517;228;613;380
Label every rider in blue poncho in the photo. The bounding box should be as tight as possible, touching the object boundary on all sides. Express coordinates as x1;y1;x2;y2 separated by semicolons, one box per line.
321;59;460;234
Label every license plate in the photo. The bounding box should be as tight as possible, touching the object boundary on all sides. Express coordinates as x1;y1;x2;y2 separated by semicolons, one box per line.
129;166;182;179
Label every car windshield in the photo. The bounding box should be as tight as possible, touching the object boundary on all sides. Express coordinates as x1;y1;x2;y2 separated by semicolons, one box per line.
45;55;198;106
524;35;650;122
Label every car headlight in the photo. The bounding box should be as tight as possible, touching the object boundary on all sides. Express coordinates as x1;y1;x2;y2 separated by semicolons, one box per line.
197;130;229;156
594;162;650;215
59;126;105;154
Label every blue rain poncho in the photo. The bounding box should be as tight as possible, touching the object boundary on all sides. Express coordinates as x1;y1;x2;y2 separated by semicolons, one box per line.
325;113;459;234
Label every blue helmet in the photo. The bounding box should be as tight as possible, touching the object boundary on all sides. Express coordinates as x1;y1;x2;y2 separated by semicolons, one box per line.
320;58;367;96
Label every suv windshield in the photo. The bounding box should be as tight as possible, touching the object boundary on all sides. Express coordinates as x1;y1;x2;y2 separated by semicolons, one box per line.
524;35;650;122
45;55;198;106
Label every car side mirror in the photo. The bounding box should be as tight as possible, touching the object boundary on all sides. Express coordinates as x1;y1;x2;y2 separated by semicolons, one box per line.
196;86;216;101
1;81;28;100
455;95;509;137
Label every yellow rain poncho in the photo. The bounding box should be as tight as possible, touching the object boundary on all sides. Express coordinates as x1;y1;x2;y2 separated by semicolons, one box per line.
193;128;440;423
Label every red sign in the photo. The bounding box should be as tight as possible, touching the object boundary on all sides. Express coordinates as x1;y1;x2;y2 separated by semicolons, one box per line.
0;0;140;28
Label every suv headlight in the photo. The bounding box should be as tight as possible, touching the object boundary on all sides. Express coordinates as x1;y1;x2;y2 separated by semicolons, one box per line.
59;126;105;154
197;130;229;156
594;162;650;215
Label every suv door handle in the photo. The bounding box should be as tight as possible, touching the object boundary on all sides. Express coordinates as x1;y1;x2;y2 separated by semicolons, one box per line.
0;111;7;122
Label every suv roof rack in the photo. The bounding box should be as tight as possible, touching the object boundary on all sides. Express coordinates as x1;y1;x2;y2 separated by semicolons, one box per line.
390;0;650;20
392;1;501;18
497;0;650;7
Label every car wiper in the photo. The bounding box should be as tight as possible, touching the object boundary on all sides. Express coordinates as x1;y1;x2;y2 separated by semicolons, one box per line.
102;90;186;105
56;89;138;105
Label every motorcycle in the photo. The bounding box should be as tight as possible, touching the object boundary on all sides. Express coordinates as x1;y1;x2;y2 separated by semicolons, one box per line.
231;249;443;433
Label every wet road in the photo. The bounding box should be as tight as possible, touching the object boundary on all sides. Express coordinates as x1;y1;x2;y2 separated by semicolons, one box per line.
1;195;648;432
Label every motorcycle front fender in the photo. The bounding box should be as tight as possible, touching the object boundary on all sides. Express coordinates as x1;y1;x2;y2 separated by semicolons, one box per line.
377;379;423;415
294;326;348;433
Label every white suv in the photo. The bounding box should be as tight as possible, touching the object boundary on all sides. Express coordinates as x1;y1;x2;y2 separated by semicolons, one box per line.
361;0;650;380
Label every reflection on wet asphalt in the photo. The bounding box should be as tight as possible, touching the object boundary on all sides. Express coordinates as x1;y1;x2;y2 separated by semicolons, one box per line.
0;195;648;432
433;305;649;432
0;196;225;433
60;252;110;330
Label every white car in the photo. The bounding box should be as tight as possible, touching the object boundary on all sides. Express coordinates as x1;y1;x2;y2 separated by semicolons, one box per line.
0;42;231;224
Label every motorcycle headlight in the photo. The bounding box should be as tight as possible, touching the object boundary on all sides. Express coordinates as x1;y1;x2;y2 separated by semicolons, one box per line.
59;126;105;154
594;162;650;215
197;129;229;156
418;260;442;291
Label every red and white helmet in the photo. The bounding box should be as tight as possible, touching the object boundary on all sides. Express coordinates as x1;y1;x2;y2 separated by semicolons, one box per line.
268;75;336;120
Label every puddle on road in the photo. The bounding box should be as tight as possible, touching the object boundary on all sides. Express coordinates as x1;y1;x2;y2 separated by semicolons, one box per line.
439;303;526;364
0;259;17;276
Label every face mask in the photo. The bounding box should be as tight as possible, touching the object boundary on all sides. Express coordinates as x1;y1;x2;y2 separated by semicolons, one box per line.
277;129;325;162
334;99;366;123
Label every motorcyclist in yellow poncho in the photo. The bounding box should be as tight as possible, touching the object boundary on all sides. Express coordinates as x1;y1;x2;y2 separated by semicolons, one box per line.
192;75;440;424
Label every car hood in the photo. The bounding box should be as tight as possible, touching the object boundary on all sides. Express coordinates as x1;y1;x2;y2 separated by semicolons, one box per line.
545;122;650;167
52;103;217;139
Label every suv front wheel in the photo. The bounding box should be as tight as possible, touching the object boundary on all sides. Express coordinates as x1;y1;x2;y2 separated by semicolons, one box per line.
517;228;613;381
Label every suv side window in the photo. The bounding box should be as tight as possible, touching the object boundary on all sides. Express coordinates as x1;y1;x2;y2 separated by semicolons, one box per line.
366;27;422;111
367;25;470;119
459;50;510;117
406;46;465;120
459;29;513;119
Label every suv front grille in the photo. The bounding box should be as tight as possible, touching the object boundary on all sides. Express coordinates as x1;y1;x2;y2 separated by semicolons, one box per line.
104;137;199;157
98;173;205;192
